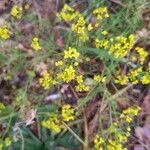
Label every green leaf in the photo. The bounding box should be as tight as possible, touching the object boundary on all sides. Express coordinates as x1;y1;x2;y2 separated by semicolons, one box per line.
56;131;81;150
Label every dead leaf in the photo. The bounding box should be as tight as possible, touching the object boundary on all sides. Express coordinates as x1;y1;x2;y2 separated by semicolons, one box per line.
134;145;145;150
0;0;13;14
141;90;150;117
19;105;37;126
135;125;150;148
56;36;65;49
88;110;99;143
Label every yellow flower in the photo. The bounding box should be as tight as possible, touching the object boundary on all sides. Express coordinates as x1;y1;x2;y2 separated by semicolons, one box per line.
75;84;90;92
88;23;93;31
64;47;80;60
94;75;106;83
39;71;57;89
0;26;10;40
71;17;88;42
76;75;84;84
31;37;41;51
57;65;76;83
125;116;132;123
101;30;108;35
109;34;135;58
5;137;11;147
120;106;141;123
115;75;129;85
75;75;90;92
135;47;148;64
62;104;75;122
93;7;109;20
141;72;150;84
11;5;23;19
94;135;104;150
58;4;79;21
128;67;142;84
95;39;108;49
107;140;125;150
55;60;64;66
42;113;62;133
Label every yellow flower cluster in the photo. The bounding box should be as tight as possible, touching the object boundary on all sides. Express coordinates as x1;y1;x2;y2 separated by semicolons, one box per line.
58;4;79;21
75;75;90;92
109;34;135;58
141;71;150;84
107;139;127;150
71;16;88;42
31;37;41;51
0;103;5;113
115;64;150;85
11;5;23;19
114;75;129;85
62;104;75;122
128;67;142;84
42;113;62;133
64;47;80;60
120;106;141;123
93;7;109;20
95;39;108;49
0;26;10;40
94;135;104;150
39;71;57;90
55;60;64;66
94;106;140;150
94;75;106;83
107;122;131;150
87;23;93;31
101;30;108;35
135;47;148;64
57;65;76;83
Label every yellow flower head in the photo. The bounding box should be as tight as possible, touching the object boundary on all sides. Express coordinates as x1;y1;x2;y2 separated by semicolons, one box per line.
71;17;89;42
55;60;64;66
120;106;141;123
11;5;23;19
88;23;93;31
58;4;79;21
75;75;89;92
39;71;57;89
109;34;135;58
62;104;75;122
31;37;41;51
95;39;108;49
64;47;80;60
93;7;109;20
128;67;142;84
0;26;10;40
94;135;104;150
114;75;129;85
94;75;106;83
141;72;150;84
135;47;148;64
42;113;62;133
101;30;108;35
57;65;76;83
